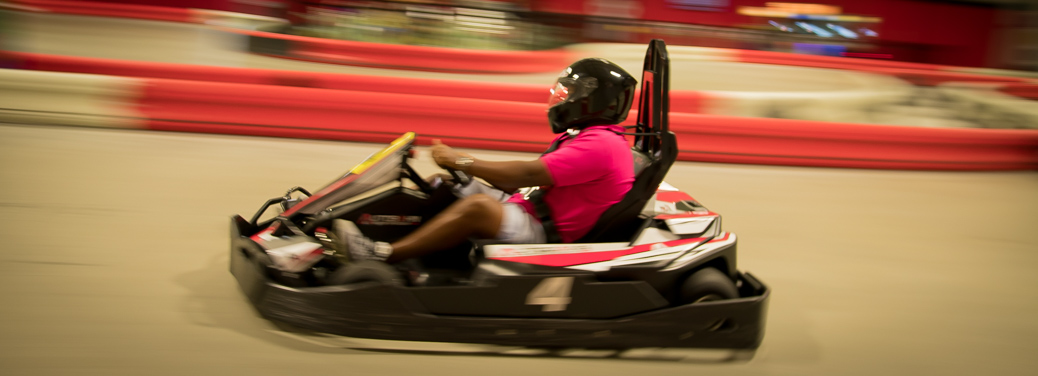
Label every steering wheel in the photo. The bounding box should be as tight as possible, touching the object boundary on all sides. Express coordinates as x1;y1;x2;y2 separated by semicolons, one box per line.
446;168;473;187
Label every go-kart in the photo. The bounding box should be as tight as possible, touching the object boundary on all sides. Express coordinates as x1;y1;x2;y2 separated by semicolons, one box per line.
229;40;768;350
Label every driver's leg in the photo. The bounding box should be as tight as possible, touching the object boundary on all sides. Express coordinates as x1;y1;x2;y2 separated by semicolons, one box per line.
336;194;503;263
387;193;504;262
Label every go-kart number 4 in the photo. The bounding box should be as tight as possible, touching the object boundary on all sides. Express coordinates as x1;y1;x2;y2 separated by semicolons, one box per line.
525;277;574;312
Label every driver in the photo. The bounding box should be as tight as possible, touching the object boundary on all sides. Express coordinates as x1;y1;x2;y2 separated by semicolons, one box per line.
335;58;637;263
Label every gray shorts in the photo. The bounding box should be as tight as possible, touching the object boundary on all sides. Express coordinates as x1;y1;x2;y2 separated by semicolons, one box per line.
454;182;546;244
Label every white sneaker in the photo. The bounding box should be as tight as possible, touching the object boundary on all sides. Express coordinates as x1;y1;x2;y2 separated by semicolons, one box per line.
331;219;393;262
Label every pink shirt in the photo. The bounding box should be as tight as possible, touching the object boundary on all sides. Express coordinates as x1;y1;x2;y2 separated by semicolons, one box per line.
509;125;634;242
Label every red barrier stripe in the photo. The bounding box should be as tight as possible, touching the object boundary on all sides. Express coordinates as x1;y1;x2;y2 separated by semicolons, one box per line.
127;77;1038;171
289;34;571;74
12;0;570;74
13;0;1029;89
4;51;719;110
998;83;1038;100
137;77;557;147
674;152;1037;171
736;49;944;71
290;41;572;74
3;38;1034;170
735;51;1030;87
238;29;573;74
670;113;1038;170
3;51;552;103
672;113;1035;144
12;0;194;23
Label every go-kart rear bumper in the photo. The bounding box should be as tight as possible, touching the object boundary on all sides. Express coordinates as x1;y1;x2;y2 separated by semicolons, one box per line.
230;218;770;350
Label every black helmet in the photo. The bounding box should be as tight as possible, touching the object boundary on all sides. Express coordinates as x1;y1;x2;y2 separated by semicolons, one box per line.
547;58;637;134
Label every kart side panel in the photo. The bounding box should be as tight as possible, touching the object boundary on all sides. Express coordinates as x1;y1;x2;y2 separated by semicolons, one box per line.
305;186;457;243
411;276;669;319
230;235;768;349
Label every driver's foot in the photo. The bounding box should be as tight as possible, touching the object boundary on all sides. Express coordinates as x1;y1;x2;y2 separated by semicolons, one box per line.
331;219;393;262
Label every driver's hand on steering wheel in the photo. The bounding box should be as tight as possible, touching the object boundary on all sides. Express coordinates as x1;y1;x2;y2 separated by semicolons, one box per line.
425;173;454;186
431;139;472;170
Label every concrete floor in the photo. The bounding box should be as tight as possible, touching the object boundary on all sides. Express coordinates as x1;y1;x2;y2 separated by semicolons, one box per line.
0;124;1036;375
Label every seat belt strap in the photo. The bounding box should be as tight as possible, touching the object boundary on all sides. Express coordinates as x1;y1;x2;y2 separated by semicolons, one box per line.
528;188;561;243
526;131;576;243
528;127;626;243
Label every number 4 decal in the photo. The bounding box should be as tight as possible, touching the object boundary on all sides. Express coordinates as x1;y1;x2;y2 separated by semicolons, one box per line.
526;277;574;312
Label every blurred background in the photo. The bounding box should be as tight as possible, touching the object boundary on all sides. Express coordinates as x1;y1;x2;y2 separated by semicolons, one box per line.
235;0;1035;69
1;1;1037;375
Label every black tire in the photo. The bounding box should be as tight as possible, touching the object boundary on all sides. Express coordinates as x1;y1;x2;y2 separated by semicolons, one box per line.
326;260;405;286
679;268;739;304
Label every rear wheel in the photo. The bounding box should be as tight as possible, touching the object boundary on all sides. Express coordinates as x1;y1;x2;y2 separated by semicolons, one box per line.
679;268;738;304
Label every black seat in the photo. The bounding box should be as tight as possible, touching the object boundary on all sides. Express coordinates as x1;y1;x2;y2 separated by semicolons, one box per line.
576;39;675;244
576;132;677;243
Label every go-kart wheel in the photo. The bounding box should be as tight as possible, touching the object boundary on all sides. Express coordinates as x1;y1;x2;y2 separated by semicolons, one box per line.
327;260;405;286
679;268;738;304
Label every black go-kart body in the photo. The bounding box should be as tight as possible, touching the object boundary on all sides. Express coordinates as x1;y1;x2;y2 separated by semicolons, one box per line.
229;40;769;350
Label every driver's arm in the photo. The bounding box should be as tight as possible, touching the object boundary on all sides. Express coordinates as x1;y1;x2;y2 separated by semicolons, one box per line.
465;159;552;194
431;140;553;193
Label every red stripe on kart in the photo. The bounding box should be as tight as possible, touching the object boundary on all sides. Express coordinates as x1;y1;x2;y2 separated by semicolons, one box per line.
489;238;703;267
656;191;693;203
249;226;276;243
280;173;361;217
708;232;731;243
654;212;717;220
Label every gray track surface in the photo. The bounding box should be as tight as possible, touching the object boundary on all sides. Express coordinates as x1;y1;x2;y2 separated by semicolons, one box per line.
1;124;1037;375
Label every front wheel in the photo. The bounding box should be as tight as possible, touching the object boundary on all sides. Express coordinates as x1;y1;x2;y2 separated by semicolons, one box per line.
679;268;739;304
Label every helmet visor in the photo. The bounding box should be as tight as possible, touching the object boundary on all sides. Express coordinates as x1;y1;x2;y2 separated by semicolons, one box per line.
548;76;597;107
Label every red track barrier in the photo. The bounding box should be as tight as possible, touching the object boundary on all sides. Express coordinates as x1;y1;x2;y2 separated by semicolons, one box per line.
12;0;194;23
3;51;720;111
18;0;1027;83
670;114;1038;170
128;77;1038;171
138;78;557;153
2;51;551;103
270;31;575;74
736;49;944;71
999;83;1038;100
4;5;1036;170
734;50;1030;87
13;0;570;74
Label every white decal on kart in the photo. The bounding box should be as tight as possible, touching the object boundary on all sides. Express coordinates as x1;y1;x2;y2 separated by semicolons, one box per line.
526;277;574;312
